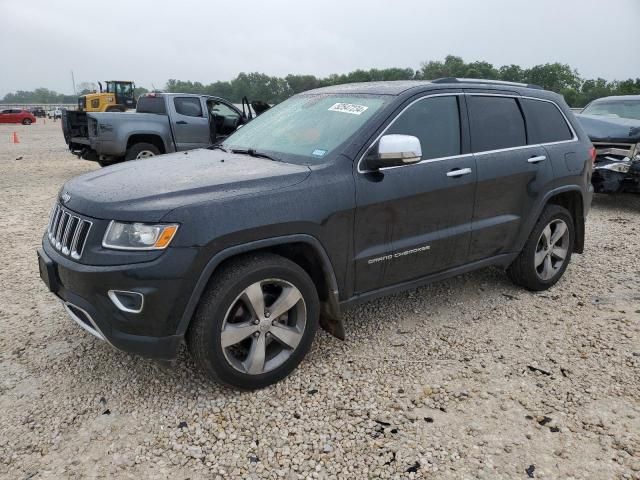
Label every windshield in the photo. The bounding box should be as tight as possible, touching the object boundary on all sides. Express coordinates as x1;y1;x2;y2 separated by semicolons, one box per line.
223;94;388;162
582;100;640;120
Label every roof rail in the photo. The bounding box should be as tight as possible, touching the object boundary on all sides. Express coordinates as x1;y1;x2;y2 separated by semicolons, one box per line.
431;77;543;90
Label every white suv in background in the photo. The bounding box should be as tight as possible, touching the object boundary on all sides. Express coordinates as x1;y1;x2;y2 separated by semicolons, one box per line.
47;107;64;119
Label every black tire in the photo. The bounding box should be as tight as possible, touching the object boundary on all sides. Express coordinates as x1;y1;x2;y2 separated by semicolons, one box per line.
105;106;124;112
187;253;319;390
97;160;119;168
22;118;32;125
124;143;160;161
507;204;575;291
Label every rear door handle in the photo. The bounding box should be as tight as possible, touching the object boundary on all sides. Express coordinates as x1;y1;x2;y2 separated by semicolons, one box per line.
176;120;188;125
528;155;546;164
446;167;472;178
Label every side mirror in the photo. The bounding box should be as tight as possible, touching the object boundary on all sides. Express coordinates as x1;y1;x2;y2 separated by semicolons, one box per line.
364;134;422;170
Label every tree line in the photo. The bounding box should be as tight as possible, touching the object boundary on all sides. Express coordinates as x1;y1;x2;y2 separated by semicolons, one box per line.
3;56;640;107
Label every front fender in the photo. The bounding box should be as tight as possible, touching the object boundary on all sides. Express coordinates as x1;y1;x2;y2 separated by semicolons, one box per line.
175;234;343;339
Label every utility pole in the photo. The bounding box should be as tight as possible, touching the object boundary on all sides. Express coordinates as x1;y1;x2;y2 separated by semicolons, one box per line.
71;70;76;95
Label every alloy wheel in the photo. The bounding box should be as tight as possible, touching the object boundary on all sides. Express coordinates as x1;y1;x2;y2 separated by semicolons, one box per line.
136;150;156;159
534;219;570;281
220;279;306;375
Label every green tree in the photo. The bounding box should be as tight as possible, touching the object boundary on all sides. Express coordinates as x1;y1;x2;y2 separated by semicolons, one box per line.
524;63;581;91
7;57;640;108
498;64;525;83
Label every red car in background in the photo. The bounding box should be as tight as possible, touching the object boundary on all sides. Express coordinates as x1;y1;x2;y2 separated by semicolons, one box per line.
0;109;37;125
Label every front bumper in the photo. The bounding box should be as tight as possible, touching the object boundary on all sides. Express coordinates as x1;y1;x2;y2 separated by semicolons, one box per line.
38;239;199;359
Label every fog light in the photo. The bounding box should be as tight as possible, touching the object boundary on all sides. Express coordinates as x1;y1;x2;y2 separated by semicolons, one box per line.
108;290;144;313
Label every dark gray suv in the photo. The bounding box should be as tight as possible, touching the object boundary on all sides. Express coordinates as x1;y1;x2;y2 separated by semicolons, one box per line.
38;78;594;389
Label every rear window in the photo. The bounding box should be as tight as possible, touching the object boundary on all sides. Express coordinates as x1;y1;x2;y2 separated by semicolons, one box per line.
521;98;573;144
174;97;203;117
467;96;526;152
136;96;167;115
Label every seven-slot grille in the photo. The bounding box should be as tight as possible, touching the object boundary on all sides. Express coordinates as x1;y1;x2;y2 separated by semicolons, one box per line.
47;204;92;260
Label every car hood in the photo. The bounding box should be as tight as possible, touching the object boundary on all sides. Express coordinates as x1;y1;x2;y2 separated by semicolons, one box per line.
576;114;640;144
61;149;311;222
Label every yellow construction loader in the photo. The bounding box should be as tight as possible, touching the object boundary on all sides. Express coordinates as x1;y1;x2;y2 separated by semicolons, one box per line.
77;81;136;112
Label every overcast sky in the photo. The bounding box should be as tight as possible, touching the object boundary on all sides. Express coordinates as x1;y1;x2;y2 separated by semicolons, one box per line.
1;0;639;97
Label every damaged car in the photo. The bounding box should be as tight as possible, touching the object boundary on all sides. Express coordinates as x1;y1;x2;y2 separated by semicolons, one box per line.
577;95;640;193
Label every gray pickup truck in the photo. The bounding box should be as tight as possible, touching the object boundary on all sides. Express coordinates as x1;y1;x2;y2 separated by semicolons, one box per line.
62;93;269;166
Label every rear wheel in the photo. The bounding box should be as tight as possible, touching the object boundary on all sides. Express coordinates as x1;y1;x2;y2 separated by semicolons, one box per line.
187;253;319;390
22;118;32;125
507;204;574;291
124;142;160;161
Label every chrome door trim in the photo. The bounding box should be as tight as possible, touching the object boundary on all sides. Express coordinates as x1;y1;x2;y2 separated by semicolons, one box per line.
357;91;580;174
465;92;579;142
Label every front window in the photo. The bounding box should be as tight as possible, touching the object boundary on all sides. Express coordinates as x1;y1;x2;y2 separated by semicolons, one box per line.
582;100;640;120
116;82;133;97
223;94;388;162
386;96;461;160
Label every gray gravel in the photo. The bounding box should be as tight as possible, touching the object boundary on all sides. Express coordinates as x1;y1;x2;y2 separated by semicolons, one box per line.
1;122;639;479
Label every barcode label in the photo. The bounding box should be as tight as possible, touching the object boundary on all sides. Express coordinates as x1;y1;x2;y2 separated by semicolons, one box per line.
328;103;368;115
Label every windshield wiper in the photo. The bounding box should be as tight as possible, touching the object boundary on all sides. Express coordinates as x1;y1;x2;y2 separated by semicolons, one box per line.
231;148;281;162
208;144;228;152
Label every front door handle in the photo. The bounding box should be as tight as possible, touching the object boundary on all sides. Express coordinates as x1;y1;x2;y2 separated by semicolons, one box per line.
446;167;472;178
176;120;188;125
528;155;546;164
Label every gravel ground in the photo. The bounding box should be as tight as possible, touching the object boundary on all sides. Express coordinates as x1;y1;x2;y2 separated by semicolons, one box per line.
0;121;639;479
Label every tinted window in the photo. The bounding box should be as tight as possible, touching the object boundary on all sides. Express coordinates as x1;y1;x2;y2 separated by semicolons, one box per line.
137;96;167;115
468;96;526;151
522;99;573;144
174;97;203;117
386;96;461;160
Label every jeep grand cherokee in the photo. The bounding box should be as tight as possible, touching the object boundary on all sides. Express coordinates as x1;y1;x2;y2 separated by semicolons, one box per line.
38;78;594;389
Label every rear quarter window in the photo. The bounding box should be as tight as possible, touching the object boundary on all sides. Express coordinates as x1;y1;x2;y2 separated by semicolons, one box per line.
467;96;526;152
136;96;167;115
521;98;573;144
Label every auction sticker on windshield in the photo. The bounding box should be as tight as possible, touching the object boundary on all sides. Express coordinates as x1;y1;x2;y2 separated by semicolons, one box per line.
328;103;369;115
311;149;328;157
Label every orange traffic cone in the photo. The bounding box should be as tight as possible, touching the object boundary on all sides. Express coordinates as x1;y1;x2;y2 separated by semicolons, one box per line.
12;132;20;144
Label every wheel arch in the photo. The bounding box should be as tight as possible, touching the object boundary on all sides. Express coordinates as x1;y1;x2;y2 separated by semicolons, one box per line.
176;235;344;340
126;134;166;154
545;189;585;253
521;186;585;255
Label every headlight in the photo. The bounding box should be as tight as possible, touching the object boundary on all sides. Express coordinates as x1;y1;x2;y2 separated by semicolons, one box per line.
102;221;179;250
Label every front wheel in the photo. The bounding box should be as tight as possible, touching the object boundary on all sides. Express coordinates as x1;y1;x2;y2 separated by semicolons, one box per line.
507;204;574;291
124;142;160;161
187;253;319;390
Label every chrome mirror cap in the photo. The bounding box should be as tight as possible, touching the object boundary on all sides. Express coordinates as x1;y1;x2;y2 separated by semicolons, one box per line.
366;134;422;170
